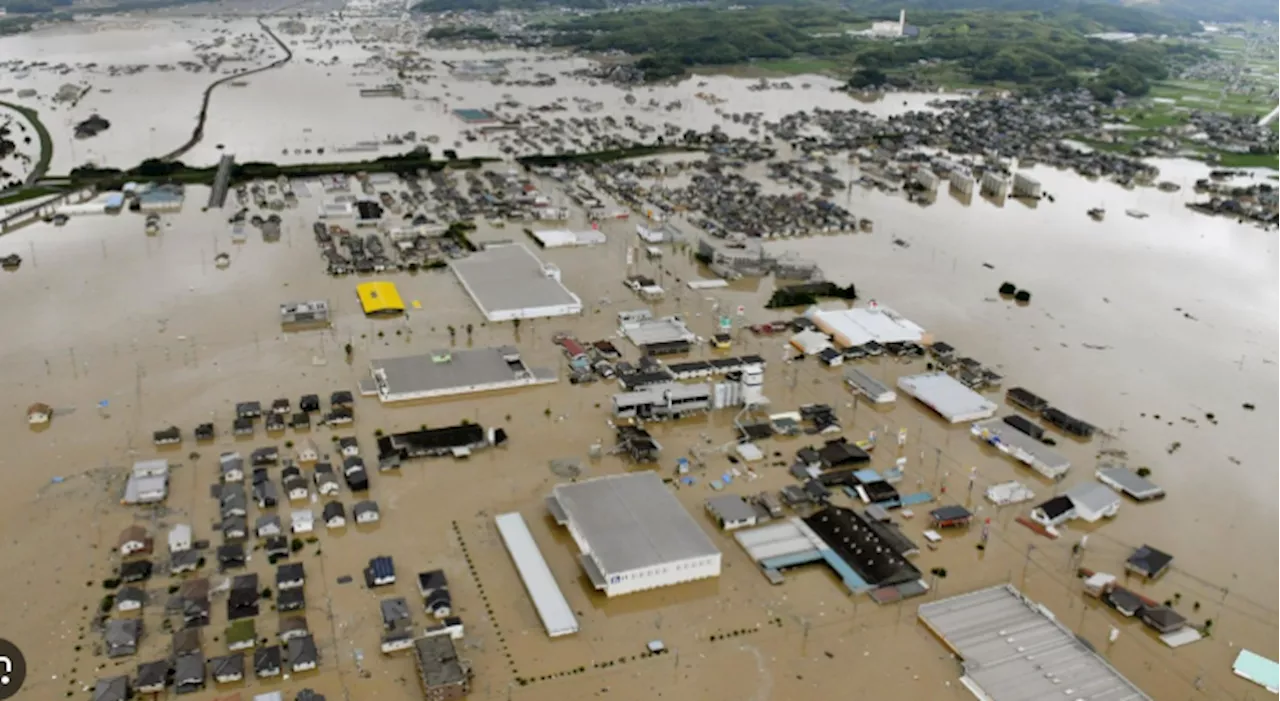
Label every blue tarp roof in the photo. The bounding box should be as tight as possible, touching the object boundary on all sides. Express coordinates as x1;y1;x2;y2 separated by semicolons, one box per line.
1234;650;1279;693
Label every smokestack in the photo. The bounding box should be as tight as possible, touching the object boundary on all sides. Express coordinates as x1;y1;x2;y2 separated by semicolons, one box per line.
899;8;906;34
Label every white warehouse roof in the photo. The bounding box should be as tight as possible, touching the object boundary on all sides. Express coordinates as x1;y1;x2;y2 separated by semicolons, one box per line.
918;585;1151;701
548;472;719;575
494;512;579;638
898;372;996;423
810;306;925;348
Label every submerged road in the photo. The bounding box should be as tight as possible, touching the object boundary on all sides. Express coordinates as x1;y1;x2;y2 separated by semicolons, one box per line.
159;16;293;163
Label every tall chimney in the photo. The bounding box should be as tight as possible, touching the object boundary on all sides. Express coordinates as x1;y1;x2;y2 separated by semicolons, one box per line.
899;8;906;33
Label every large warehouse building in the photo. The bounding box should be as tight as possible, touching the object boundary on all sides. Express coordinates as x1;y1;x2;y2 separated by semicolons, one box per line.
547;472;721;597
918;585;1151;701
451;244;583;322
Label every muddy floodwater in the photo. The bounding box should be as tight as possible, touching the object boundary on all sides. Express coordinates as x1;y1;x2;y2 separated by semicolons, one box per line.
0;12;1277;701
0;156;1275;701
0;16;956;175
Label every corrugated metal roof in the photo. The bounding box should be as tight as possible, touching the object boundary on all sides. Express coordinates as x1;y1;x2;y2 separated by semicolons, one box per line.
550;472;719;575
495;512;578;638
918;585;1151;701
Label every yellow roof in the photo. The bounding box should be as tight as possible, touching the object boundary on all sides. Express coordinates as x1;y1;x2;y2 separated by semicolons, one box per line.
356;281;405;316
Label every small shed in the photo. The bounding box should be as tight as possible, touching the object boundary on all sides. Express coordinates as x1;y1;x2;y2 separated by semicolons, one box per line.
1139;605;1187;634
928;505;973;529
1125;544;1173;579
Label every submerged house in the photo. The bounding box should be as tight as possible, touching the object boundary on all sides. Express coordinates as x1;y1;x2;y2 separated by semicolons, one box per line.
135;660;168;695
288;635;319;672
119;525;153;556
354;500;380;524
254;645;282;679
210;653;245;684
323;501;346;529
314;464;341;496
105;619;141;658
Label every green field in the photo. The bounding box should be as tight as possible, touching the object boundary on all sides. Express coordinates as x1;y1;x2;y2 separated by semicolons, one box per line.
746;57;844;76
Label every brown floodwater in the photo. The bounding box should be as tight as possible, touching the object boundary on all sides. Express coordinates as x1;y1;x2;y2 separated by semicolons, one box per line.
0;171;1274;701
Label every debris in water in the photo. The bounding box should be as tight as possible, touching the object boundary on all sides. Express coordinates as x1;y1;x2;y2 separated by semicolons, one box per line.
1166;441;1181;455
1242;403;1255;411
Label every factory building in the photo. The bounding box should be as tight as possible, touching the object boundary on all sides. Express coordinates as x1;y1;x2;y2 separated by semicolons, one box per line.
547;472;721;597
611;365;765;419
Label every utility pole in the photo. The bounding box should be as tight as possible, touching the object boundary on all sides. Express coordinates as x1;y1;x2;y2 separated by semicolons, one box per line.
1021;544;1035;590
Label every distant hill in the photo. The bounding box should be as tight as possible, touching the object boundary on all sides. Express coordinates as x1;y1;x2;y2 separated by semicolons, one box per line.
1123;0;1278;23
411;0;1277;23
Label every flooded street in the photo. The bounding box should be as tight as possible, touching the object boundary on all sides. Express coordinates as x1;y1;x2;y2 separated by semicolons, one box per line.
0;13;1276;701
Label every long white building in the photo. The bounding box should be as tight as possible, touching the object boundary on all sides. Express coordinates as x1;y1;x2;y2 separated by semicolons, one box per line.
547;472;721;597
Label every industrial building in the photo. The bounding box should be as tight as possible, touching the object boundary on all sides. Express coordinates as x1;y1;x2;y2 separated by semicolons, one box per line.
1012;172;1042;198
413;635;472;701
363;346;556;403
376;423;504;461
970;418;1070;480
734;507;923;600
527;228;606;248
898;372;996;423
612;365;765;420
612;382;712;420
618;311;697;354
494;512;579;638
451;244;582;322
808;305;926;349
665;355;766;380
280;300;330;327
979;171;1010;201
356;281;405;317
918;585;1152;701
844;367;896;404
1096;466;1165;501
547;472;721;597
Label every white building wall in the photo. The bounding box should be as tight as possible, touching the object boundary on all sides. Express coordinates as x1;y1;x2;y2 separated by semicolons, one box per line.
378;375;555;403
482;301;582;323
601;553;722;597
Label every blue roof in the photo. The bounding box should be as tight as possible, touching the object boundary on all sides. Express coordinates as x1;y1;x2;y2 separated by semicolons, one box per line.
370;556;395;578
105;193;126;207
1234;650;1279;692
